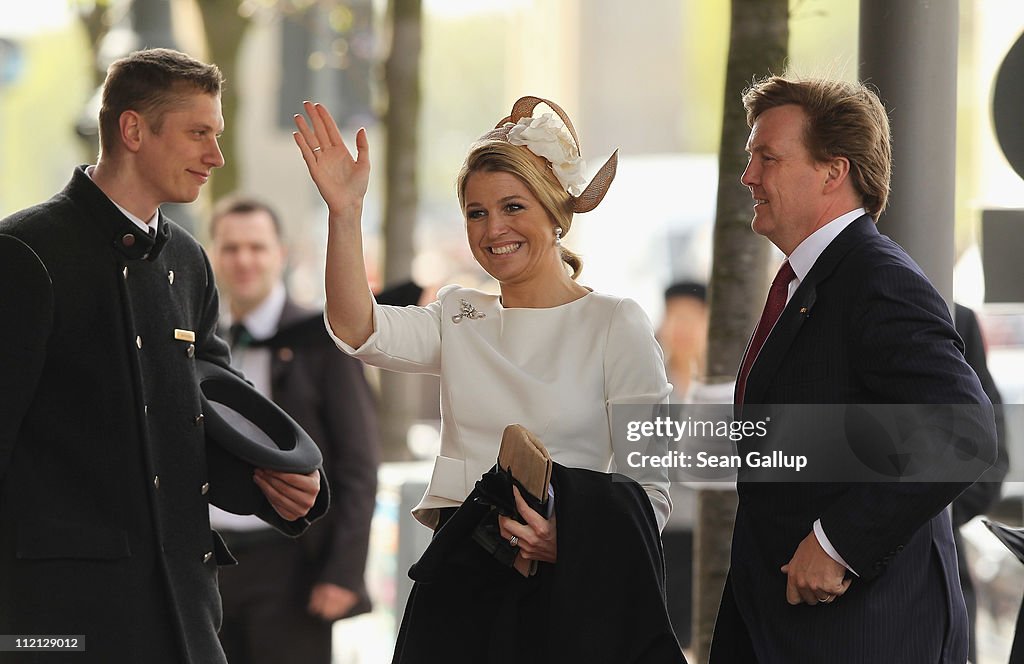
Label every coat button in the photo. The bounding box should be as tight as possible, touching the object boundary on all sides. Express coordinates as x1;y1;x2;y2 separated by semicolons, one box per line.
136;336;143;349
194;413;204;426
122;233;136;247
186;343;195;358
168;270;175;284
123;266;129;279
201;482;209;496
203;551;213;563
153;475;160;489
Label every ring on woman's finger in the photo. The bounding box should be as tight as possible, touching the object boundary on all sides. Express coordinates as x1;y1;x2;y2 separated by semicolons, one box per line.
508;535;519;547
312;146;322;152
817;594;834;603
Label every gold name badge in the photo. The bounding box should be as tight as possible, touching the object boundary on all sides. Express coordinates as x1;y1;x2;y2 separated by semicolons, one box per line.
174;329;196;342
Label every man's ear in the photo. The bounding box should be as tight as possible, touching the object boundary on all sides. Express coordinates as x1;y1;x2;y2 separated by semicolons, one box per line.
823;156;851;192
120;110;143;153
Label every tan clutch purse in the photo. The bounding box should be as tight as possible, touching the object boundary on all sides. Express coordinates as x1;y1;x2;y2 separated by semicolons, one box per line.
497;425;552;577
498;424;552;511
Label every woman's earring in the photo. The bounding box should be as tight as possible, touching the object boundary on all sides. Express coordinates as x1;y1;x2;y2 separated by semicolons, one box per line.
554;226;562;247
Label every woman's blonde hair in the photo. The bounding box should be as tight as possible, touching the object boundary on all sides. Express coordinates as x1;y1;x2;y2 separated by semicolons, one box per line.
456;140;583;279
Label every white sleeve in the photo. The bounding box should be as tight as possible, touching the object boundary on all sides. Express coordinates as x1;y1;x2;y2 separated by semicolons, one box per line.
813;519;859;576
325;284;460;376
603;297;673;531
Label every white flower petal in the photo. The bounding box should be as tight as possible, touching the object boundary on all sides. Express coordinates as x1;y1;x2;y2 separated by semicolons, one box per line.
504;113;586;197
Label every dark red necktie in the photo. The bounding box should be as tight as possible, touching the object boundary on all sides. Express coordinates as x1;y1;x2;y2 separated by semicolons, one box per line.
735;261;796;406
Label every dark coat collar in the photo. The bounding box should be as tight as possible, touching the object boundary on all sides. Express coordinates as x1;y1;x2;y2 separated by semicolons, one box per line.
221;296;324;352
268;298;325;390
260;298;331;351
65;165;172;261
277;297;315;330
740;215;878;407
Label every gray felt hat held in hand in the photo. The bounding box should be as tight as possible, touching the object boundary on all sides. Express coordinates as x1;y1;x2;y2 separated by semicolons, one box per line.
197;359;322;514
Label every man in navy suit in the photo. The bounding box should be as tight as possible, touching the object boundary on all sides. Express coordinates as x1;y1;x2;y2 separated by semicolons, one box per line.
709;74;997;663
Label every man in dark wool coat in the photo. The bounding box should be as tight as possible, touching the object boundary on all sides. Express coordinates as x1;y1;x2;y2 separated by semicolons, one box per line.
0;48;325;663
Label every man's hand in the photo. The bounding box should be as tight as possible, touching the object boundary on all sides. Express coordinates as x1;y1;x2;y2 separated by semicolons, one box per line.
308;583;359;621
780;531;852;606
253;468;320;521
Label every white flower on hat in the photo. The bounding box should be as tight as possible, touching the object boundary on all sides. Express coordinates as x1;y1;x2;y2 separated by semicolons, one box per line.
505;113;588;197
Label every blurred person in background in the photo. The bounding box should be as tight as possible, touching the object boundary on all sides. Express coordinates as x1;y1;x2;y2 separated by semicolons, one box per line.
952;302;1009;664
208;196;379;664
293;96;686;663
656;280;709;651
658;281;709;403
0;48;322;664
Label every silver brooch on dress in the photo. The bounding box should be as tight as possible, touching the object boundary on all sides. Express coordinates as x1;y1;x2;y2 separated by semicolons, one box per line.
452;299;486;324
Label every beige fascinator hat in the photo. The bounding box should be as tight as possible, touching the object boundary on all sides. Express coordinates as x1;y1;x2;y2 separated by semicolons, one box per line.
480;96;618;214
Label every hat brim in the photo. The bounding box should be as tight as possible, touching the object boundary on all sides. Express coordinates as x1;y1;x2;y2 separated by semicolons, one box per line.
198;359;322;515
982;517;1024;565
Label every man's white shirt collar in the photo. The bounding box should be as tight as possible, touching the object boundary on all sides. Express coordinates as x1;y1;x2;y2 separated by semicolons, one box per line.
787;208;867;284
84;165;160;234
230;282;287;341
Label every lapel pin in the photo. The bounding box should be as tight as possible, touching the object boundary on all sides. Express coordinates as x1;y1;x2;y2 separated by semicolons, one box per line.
174;329;196;342
168;270;175;284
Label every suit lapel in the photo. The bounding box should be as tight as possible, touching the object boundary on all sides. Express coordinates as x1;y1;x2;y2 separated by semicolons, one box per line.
742;216;878;405
276;298;308;330
269;298;305;393
741;284;816;406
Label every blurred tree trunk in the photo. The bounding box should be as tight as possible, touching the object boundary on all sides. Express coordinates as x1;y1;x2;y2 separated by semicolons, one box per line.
197;0;251;203
377;0;422;461
71;1;113;162
72;0;112;87
692;0;788;661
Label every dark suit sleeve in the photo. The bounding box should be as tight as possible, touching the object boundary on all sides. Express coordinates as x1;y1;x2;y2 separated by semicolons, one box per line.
316;351;380;590
951;303;1008;528
0;236;52;481
818;264;997;579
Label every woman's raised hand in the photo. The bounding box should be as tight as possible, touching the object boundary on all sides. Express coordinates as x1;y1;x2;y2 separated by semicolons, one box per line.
293;101;375;348
293;101;370;215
